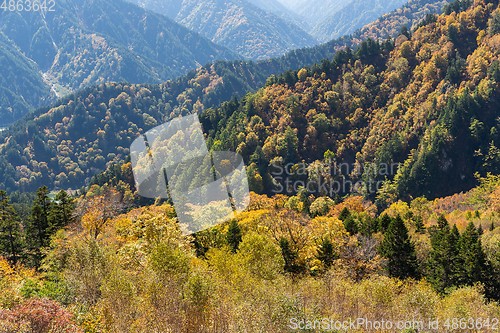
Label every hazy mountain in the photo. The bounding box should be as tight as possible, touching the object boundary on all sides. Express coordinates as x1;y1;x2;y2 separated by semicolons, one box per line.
0;31;54;125
127;0;318;60
311;0;407;42
246;0;311;30
0;0;240;124
285;0;352;27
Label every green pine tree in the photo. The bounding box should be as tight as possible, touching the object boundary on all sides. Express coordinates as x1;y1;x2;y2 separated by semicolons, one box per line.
279;237;305;275
226;219;242;253
49;190;75;234
378;215;420;279
458;222;489;285
316;237;336;270
414;215;425;233
26;186;53;267
459;221;500;299
427;215;461;293
338;207;350;221
378;213;392;232
343;215;358;235
0;190;24;265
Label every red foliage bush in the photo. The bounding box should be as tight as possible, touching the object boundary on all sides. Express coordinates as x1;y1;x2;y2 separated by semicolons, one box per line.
0;297;83;333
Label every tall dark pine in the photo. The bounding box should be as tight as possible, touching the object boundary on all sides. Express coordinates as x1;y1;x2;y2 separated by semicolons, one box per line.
459;222;485;284
26;186;53;267
378;213;391;232
427;215;461;293
338;207;350;221
458;221;499;300
378;215;420;279
316;237;336;270
0;190;24;265
226;219;242;253
49;190;75;233
279;237;305;275
343;215;358;235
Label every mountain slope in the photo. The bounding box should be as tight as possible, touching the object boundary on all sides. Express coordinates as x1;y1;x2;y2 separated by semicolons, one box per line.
281;0;449;44
0;31;54;125
0;0;240;124
127;0;318;60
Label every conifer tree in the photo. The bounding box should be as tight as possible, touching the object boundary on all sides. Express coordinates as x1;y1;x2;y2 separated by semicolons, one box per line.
378;213;391;232
427;215;461;293
343;215;358;235
226;219;242;253
460;221;500;299
338;207;350;221
378;215;420;279
414;215;425;233
26;186;53;267
0;190;24;265
279;237;304;275
49;190;75;234
458;222;489;286
316;237;336;269
477;224;484;236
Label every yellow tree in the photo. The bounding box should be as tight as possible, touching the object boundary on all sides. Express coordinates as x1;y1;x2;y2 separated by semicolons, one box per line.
78;189;123;239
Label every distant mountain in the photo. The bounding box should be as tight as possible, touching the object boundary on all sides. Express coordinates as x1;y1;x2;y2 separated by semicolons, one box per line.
285;0;352;27
279;0;448;44
246;0;311;30
127;0;318;60
311;0;407;42
0;32;54;125
0;0;240;124
350;0;449;43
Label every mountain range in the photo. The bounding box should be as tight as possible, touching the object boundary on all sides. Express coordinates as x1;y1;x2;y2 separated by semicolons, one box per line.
0;0;240;124
275;0;434;42
126;0;318;60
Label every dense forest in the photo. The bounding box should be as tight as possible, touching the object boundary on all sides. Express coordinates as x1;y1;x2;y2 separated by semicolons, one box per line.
1;168;500;331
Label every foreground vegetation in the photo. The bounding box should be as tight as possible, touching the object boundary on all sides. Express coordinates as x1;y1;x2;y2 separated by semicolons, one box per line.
1;170;500;331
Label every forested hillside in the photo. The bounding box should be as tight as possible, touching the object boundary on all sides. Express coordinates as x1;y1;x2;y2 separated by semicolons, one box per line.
0;0;239;124
2;0;498;205
202;0;500;203
126;0;317;60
